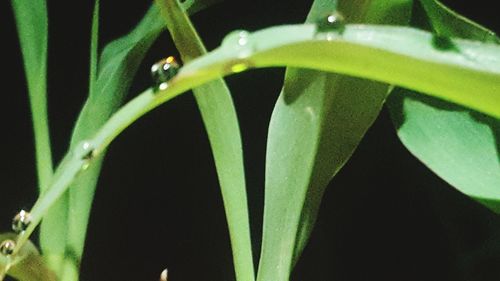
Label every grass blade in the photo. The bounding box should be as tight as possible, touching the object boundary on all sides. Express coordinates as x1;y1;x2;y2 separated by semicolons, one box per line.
155;1;254;280
257;1;412;280
89;0;99;95
387;0;500;213
38;2;220;279
11;0;53;191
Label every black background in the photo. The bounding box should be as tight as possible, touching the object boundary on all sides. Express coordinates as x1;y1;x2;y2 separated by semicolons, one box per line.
1;1;500;280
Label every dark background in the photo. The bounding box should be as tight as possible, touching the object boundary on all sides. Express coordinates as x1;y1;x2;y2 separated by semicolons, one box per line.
2;1;500;280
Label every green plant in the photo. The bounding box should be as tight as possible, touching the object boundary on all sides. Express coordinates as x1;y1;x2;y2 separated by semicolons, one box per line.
2;0;499;280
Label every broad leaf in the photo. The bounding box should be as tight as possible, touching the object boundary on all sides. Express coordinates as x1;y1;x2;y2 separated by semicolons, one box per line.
387;0;500;213
155;0;254;280
389;90;500;212
257;1;412;280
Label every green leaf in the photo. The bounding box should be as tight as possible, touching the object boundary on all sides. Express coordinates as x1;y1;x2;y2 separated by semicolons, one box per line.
257;1;413;280
0;233;56;281
419;0;499;43
155;0;254;281
15;20;500;264
38;1;222;278
11;0;53;191
89;0;100;96
388;90;500;212
387;0;500;213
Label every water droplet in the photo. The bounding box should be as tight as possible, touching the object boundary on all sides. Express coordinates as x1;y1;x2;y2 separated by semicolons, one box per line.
0;240;16;256
160;269;168;281
223;30;250;46
151;56;181;92
316;11;346;37
75;141;95;161
222;30;254;58
74;140;95;170
12;210;31;233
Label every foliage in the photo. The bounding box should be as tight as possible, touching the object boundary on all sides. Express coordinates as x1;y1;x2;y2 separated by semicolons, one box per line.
3;0;499;280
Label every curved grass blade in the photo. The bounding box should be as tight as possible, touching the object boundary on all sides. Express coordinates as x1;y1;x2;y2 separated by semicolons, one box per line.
11;0;53;191
179;24;500;119
0;233;56;281
387;0;500;213
12;21;500;260
38;1;221;279
258;1;412;280
155;0;254;280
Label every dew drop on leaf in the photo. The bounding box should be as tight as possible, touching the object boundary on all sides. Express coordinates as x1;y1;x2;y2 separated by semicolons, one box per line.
12;210;31;233
0;240;16;256
316;11;345;35
222;30;254;58
151;56;181;92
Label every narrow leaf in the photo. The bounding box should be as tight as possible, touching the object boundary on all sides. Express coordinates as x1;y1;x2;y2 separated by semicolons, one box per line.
258;1;413;280
11;0;53;191
387;0;500;213
155;1;254;280
89;0;100;94
39;1;221;278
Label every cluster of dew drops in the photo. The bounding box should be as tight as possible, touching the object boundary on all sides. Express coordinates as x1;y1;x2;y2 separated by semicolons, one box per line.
0;58;183;261
150;12;345;90
0;210;31;257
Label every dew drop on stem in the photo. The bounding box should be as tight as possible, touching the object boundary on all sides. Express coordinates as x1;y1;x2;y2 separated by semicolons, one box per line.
12;210;31;233
0;240;16;256
74;140;96;170
151;56;181;92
